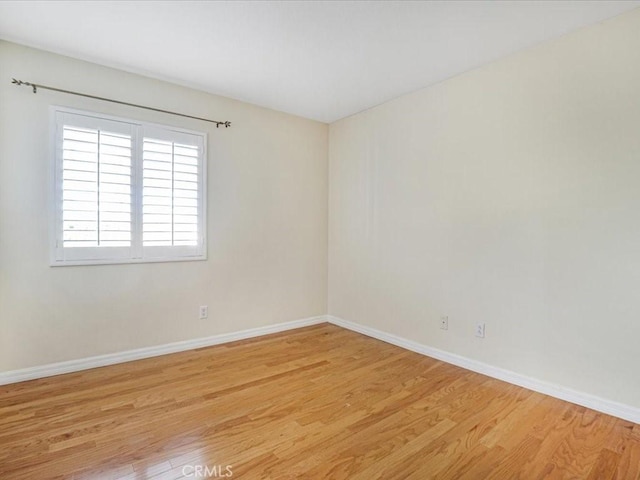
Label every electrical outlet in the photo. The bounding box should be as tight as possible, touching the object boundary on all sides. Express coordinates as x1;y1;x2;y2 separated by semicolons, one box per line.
199;305;208;320
475;323;485;338
440;316;448;330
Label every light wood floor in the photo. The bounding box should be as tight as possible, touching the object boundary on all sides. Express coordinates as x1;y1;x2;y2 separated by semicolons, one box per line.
1;324;639;479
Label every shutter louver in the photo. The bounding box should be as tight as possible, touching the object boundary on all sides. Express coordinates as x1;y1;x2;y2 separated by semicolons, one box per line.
62;126;132;248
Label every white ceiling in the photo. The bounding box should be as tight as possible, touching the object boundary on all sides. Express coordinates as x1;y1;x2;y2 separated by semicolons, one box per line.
0;1;638;123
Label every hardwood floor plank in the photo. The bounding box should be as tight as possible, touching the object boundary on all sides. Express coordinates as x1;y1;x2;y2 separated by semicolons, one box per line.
0;323;637;479
545;409;618;478
614;437;640;480
483;435;543;480
586;448;621;480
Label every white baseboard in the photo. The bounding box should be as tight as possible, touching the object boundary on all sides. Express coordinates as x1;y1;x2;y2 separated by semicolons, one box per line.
0;315;328;386
327;315;640;424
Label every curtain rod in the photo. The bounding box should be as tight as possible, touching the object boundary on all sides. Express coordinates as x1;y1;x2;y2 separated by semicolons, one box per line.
11;78;231;128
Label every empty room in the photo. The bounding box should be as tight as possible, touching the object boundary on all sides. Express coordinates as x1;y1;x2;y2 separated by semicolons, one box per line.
1;1;640;478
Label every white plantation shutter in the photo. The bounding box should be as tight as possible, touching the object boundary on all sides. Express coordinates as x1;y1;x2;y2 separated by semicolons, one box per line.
62;127;133;247
142;126;204;259
142;128;203;252
54;112;135;262
52;108;206;265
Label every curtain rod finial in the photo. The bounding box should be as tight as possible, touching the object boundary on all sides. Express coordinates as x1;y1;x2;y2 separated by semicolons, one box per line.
11;78;37;93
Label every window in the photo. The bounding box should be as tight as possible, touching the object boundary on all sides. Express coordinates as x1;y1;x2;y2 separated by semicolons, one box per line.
51;107;206;265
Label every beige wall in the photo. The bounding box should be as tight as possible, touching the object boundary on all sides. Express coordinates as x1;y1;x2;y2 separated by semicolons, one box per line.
0;41;328;371
329;10;640;408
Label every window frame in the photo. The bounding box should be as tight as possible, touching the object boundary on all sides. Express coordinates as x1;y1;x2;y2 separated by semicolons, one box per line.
49;106;207;267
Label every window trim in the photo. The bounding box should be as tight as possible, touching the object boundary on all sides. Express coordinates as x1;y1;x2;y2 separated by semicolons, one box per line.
49;106;207;267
